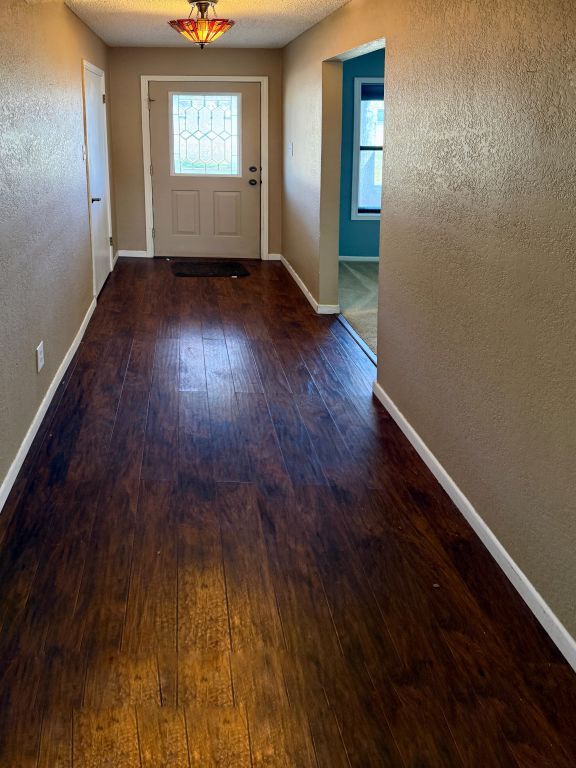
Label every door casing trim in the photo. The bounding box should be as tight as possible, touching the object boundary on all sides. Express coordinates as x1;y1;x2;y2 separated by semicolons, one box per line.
82;60;114;295
141;75;270;260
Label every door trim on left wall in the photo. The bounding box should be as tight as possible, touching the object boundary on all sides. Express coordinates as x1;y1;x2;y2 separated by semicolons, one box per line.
82;60;114;295
140;75;270;261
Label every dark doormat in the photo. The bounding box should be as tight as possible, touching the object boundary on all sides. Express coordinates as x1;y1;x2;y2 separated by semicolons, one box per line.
170;260;250;278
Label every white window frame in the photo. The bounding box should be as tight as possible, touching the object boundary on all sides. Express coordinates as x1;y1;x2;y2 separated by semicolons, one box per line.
351;77;384;221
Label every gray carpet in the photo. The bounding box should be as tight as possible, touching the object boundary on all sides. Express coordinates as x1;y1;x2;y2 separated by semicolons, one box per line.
339;261;379;355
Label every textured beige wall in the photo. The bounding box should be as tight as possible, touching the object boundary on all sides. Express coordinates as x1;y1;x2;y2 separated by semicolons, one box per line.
0;1;108;488
283;0;576;636
109;48;283;253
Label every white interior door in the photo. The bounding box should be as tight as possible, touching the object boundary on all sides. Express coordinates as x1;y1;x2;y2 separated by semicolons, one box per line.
83;62;112;295
149;81;261;259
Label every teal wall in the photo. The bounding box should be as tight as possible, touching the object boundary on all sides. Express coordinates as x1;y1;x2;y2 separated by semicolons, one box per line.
339;49;385;258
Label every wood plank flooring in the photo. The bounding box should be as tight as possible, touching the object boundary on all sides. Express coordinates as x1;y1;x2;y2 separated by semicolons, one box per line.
1;257;576;766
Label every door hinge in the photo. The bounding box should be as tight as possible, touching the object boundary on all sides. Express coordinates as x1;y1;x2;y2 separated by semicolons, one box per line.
150;164;153;176
148;97;155;110
102;93;106;104
152;227;156;239
109;236;113;247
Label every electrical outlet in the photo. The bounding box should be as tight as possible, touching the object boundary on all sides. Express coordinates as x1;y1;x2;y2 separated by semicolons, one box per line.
36;341;45;373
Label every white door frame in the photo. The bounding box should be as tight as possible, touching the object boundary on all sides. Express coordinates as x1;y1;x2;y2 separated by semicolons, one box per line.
82;60;114;295
141;75;270;261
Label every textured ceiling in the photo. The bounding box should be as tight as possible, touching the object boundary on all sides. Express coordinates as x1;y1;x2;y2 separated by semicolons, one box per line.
65;0;351;48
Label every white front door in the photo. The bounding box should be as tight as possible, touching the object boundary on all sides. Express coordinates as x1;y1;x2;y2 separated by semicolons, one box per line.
149;81;261;259
83;62;112;296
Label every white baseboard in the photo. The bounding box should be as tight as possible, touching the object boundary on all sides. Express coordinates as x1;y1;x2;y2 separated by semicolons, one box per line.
372;380;576;672
317;304;341;314
339;255;380;262
266;253;282;261
113;251;120;267
117;250;152;259
280;256;340;315
0;298;97;515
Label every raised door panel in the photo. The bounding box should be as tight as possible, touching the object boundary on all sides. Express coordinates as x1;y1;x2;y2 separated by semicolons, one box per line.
172;190;200;235
213;191;241;237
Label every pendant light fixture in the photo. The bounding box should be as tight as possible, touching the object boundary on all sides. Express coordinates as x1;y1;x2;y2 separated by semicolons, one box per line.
169;0;235;49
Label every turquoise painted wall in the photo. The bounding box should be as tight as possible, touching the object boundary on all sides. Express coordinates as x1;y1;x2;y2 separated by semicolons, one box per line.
339;49;385;258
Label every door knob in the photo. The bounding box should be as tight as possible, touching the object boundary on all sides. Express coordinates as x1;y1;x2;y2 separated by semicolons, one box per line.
91;197;102;203
248;179;258;186
249;166;258;173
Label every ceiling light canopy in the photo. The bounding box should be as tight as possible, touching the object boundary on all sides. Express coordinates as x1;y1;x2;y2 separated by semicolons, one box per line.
169;0;235;49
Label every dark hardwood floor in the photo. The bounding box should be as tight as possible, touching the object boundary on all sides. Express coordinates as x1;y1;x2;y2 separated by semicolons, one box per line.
1;257;575;766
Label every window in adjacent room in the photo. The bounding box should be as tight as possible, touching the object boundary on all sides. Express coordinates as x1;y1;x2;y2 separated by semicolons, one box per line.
351;78;384;219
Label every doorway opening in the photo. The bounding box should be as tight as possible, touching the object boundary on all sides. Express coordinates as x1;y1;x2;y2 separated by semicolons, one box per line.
339;49;384;359
319;40;385;362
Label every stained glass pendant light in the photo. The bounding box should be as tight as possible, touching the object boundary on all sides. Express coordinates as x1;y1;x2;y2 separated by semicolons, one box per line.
169;0;235;49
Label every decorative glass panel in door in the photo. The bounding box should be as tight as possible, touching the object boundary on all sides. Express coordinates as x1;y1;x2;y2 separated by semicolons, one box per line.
171;92;240;176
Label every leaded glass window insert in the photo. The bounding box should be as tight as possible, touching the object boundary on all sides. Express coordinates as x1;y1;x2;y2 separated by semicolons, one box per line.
171;92;241;176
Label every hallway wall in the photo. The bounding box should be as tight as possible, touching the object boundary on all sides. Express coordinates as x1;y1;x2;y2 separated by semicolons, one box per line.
108;48;283;254
282;0;576;639
0;1;109;501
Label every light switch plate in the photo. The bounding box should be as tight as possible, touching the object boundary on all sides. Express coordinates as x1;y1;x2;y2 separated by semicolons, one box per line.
36;341;44;372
